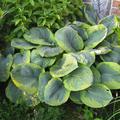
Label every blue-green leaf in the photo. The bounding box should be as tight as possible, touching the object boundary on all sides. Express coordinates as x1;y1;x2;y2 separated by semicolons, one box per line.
80;84;113;108
55;26;84;52
44;78;70;106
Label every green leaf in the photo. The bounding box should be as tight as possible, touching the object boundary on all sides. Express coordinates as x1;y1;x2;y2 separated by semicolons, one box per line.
91;47;111;55
38;72;52;102
63;64;93;91
50;54;78;77
70;92;83;104
105;33;119;45
101;46;120;64
99;15;119;35
55;26;84;52
85;24;107;49
91;66;101;84
0;54;13;82
37;46;63;57
70;21;90;40
24;27;55;46
97;62;120;89
84;4;98;25
1;45;15;56
30;0;35;6
11;38;36;49
11;63;44;94
6;81;40;106
44;78;70;106
31;49;56;68
12;50;30;68
71;50;95;66
80;84;113;108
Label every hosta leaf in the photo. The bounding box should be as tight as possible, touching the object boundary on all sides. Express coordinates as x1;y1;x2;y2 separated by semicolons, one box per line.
91;66;101;84
6;81;40;106
99;15;118;35
44;78;70;106
70;21;90;40
37;46;63;57
55;26;84;52
85;24;107;49
80;84;113;108
70;92;83;104
31;50;56;68
24;27;55;46
0;54;13;82
1;45;15;56
12;50;30;68
84;4;98;25
91;47;111;55
97;62;120;89
11;63;44;94
38;72;52;102
71;50;95;66
63;64;93;91
73;21;91;28
11;38;36;49
98;41;111;48
101;46;120;64
50;54;78;78
105;33;119;45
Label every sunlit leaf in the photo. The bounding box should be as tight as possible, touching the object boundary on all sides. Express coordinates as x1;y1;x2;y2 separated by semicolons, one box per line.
50;54;78;77
55;26;84;52
63;64;93;91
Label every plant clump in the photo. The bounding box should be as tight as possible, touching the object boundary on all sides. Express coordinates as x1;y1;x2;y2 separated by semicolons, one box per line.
0;5;120;108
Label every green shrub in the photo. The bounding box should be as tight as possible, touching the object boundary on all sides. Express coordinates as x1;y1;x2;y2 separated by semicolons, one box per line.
0;0;83;41
0;97;64;120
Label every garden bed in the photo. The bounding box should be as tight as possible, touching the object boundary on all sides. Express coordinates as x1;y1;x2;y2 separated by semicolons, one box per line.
0;0;120;120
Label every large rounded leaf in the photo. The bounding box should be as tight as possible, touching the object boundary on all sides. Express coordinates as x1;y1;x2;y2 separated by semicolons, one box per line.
38;72;52;102
70;92;83;104
12;50;30;68
63;64;93;91
101;46;120;64
6;81;40;106
37;46;63;57
97;62;120;89
85;24;107;49
11;38;36;49
99;15;118;35
24;27;55;46
71;50;95;66
80;84;113;108
70;21;90;40
50;54;78;78
44;78;70;106
55;26;84;52
11;63;43;94
84;4;98;25
0;54;13;82
31;50;56;68
105;33;119;45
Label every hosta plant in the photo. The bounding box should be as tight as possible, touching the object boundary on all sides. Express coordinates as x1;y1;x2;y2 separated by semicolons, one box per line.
0;12;120;108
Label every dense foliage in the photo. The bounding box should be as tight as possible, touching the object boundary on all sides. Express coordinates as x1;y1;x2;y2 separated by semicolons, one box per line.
0;4;120;109
0;0;83;41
